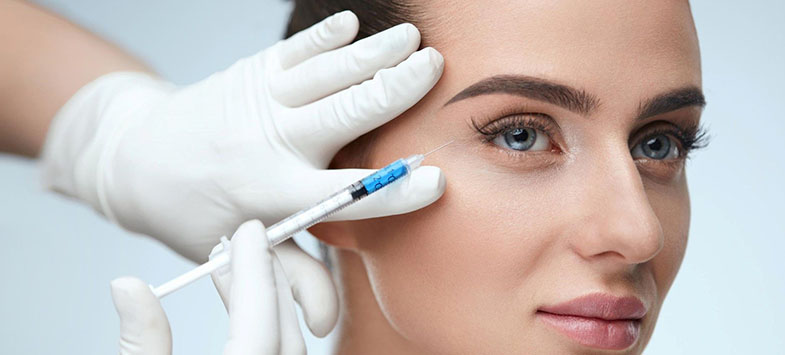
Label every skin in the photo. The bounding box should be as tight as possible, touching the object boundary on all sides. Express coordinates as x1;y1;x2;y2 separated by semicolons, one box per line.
0;0;149;157
310;0;703;353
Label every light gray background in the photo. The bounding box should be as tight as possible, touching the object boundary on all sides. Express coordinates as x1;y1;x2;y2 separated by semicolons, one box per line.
0;1;782;354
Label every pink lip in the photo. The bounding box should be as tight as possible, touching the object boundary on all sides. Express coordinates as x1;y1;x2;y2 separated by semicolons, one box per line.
537;293;647;350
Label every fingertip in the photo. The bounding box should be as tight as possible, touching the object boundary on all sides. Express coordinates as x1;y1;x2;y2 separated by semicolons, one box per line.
109;277;172;353
435;166;447;193
233;219;268;246
423;47;445;73
239;218;265;231
278;11;360;69
409;165;447;202
305;304;339;337
415;47;444;79
433;166;447;197
330;10;360;35
386;47;443;95
401;23;421;44
110;276;149;298
274;241;339;337
321;10;359;48
298;281;339;337
110;277;158;319
438;169;447;196
393;23;421;53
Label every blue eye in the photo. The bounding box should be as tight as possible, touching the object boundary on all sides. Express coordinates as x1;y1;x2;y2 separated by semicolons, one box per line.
492;127;551;151
632;134;680;160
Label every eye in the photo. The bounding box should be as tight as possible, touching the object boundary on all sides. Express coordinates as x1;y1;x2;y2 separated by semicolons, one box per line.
492;127;551;151
631;133;680;160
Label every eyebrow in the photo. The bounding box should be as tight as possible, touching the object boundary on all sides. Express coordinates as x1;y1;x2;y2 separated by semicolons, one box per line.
444;75;600;115
444;75;706;119
636;87;706;120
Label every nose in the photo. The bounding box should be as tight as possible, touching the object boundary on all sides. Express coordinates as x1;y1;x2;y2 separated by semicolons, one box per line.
566;147;664;266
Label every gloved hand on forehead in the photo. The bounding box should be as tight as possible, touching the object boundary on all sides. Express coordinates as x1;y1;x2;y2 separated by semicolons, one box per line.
41;10;445;262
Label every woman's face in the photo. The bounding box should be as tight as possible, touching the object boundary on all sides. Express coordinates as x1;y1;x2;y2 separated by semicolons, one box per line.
325;0;703;353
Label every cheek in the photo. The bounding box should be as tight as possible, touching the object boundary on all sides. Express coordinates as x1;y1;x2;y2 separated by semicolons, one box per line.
353;157;562;351
648;178;691;300
637;174;690;348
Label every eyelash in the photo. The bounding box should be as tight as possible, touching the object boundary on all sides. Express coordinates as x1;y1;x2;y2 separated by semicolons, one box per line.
470;113;710;158
633;122;709;159
471;113;558;148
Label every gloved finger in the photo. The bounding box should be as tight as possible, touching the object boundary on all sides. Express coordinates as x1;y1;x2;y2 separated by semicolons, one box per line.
223;220;280;355
272;23;420;107
209;238;232;312
273;239;339;337
286;47;444;165
276;10;360;70
272;253;307;354
110;277;172;355
212;234;308;353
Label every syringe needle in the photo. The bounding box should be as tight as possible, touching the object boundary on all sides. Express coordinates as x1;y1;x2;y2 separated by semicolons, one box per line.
423;140;455;157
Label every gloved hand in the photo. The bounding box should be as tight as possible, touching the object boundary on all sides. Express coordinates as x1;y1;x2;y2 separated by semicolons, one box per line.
111;220;308;354
41;10;445;262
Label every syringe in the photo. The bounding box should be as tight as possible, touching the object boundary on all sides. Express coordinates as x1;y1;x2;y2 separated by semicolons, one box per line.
151;141;453;298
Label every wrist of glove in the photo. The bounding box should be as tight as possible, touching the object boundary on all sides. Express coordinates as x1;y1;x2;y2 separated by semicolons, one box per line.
41;71;173;224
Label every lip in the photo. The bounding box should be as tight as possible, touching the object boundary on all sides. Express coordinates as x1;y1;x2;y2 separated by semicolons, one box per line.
536;293;647;350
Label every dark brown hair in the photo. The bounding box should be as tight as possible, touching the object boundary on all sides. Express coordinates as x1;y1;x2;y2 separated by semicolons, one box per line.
285;1;421;42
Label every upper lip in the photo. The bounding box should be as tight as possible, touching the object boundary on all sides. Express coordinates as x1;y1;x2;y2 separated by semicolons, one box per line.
538;293;647;321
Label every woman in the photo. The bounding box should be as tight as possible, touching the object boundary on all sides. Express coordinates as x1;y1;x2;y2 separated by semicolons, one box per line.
295;0;707;353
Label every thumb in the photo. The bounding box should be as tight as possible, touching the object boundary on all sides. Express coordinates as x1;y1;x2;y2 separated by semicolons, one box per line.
111;277;172;355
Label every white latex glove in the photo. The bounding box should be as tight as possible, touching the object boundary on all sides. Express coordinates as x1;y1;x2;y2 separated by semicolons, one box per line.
41;10;446;262
111;220;303;354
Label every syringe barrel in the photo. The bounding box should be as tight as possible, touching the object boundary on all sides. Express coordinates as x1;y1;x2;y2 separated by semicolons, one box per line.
359;158;413;194
267;182;362;246
268;157;415;245
152;156;420;298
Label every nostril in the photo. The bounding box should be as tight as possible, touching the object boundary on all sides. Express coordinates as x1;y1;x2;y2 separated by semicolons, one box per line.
594;250;627;260
567;209;665;266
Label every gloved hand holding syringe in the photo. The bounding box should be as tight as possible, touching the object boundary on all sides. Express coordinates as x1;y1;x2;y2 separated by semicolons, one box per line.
152;140;454;298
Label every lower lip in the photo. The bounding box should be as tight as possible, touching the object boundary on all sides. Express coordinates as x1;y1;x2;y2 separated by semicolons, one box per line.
537;311;641;350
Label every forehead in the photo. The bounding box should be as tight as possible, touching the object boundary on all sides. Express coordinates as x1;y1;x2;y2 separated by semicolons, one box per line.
422;0;701;107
